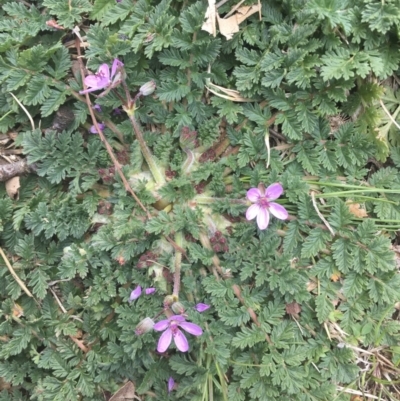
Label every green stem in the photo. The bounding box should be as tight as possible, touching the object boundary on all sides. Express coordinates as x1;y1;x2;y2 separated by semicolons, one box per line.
193;196;247;205
172;231;183;298
0;110;12;122
127;113;166;186
306;180;400;193
314;193;398;204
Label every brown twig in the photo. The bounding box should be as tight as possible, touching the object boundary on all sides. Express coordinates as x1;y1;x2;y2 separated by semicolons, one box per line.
232;284;273;345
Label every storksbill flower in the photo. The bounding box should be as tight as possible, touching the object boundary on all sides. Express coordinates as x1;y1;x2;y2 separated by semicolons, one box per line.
246;183;288;230
154;315;202;353
79;59;124;95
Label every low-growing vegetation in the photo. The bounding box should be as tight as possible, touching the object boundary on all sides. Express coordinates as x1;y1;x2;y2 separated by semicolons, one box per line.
0;0;400;400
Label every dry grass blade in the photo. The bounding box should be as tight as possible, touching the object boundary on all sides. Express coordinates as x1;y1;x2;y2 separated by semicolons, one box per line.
206;81;253;102
310;191;336;236
0;247;34;298
336;386;380;400
9;93;35;130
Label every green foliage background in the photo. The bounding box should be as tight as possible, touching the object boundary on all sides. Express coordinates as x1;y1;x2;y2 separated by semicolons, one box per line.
0;0;400;400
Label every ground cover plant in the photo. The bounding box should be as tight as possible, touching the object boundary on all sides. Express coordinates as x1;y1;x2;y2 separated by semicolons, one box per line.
0;0;400;400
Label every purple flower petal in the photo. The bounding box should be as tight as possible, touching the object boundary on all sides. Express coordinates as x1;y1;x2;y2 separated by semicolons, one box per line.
111;59;124;79
129;285;142;301
89;123;105;134
93;104;102;112
169;315;186;322
269;202;288;220
145;287;156;295
179;322;203;336
157;328;172;353
246;188;261;203
84;75;102;88
79;87;103;95
153;319;169;331
168;377;175;393
98;64;111;81
266;183;283;200
173;328;189;352
195;303;210;312
246;204;260;221
256;207;270;230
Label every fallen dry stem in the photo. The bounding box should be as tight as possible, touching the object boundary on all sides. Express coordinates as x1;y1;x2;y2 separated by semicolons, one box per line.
0;247;34;298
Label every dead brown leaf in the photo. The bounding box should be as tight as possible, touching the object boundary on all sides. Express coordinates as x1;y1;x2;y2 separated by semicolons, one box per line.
286;302;301;316
202;1;261;40
347;201;368;218
5;176;20;199
109;381;140;401
12;303;24;318
306;280;317;292
330;271;341;282
201;0;217;36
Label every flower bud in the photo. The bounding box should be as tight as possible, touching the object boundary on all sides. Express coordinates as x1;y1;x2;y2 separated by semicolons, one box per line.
129;285;142;302
171;301;185;314
163;295;175;308
195;303;210;312
139;80;156;96
180;127;198;150
135;317;154;335
168;377;175;393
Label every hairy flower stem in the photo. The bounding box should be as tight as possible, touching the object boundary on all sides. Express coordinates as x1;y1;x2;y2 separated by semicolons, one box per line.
198;231;223;279
127;113;166;186
232;284;273;345
75;39;150;217
193;196;247;205
172;231;183;298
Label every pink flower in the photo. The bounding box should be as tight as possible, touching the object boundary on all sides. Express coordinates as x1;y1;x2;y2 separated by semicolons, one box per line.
195;303;210;312
168;377;175;393
129;285;142;301
79;59;124;95
145;287;156;295
154;315;202;353
246;183;288;230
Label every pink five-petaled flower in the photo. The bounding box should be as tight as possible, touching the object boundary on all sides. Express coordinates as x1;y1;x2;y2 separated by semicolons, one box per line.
79;59;124;95
246;183;288;230
154;315;202;353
